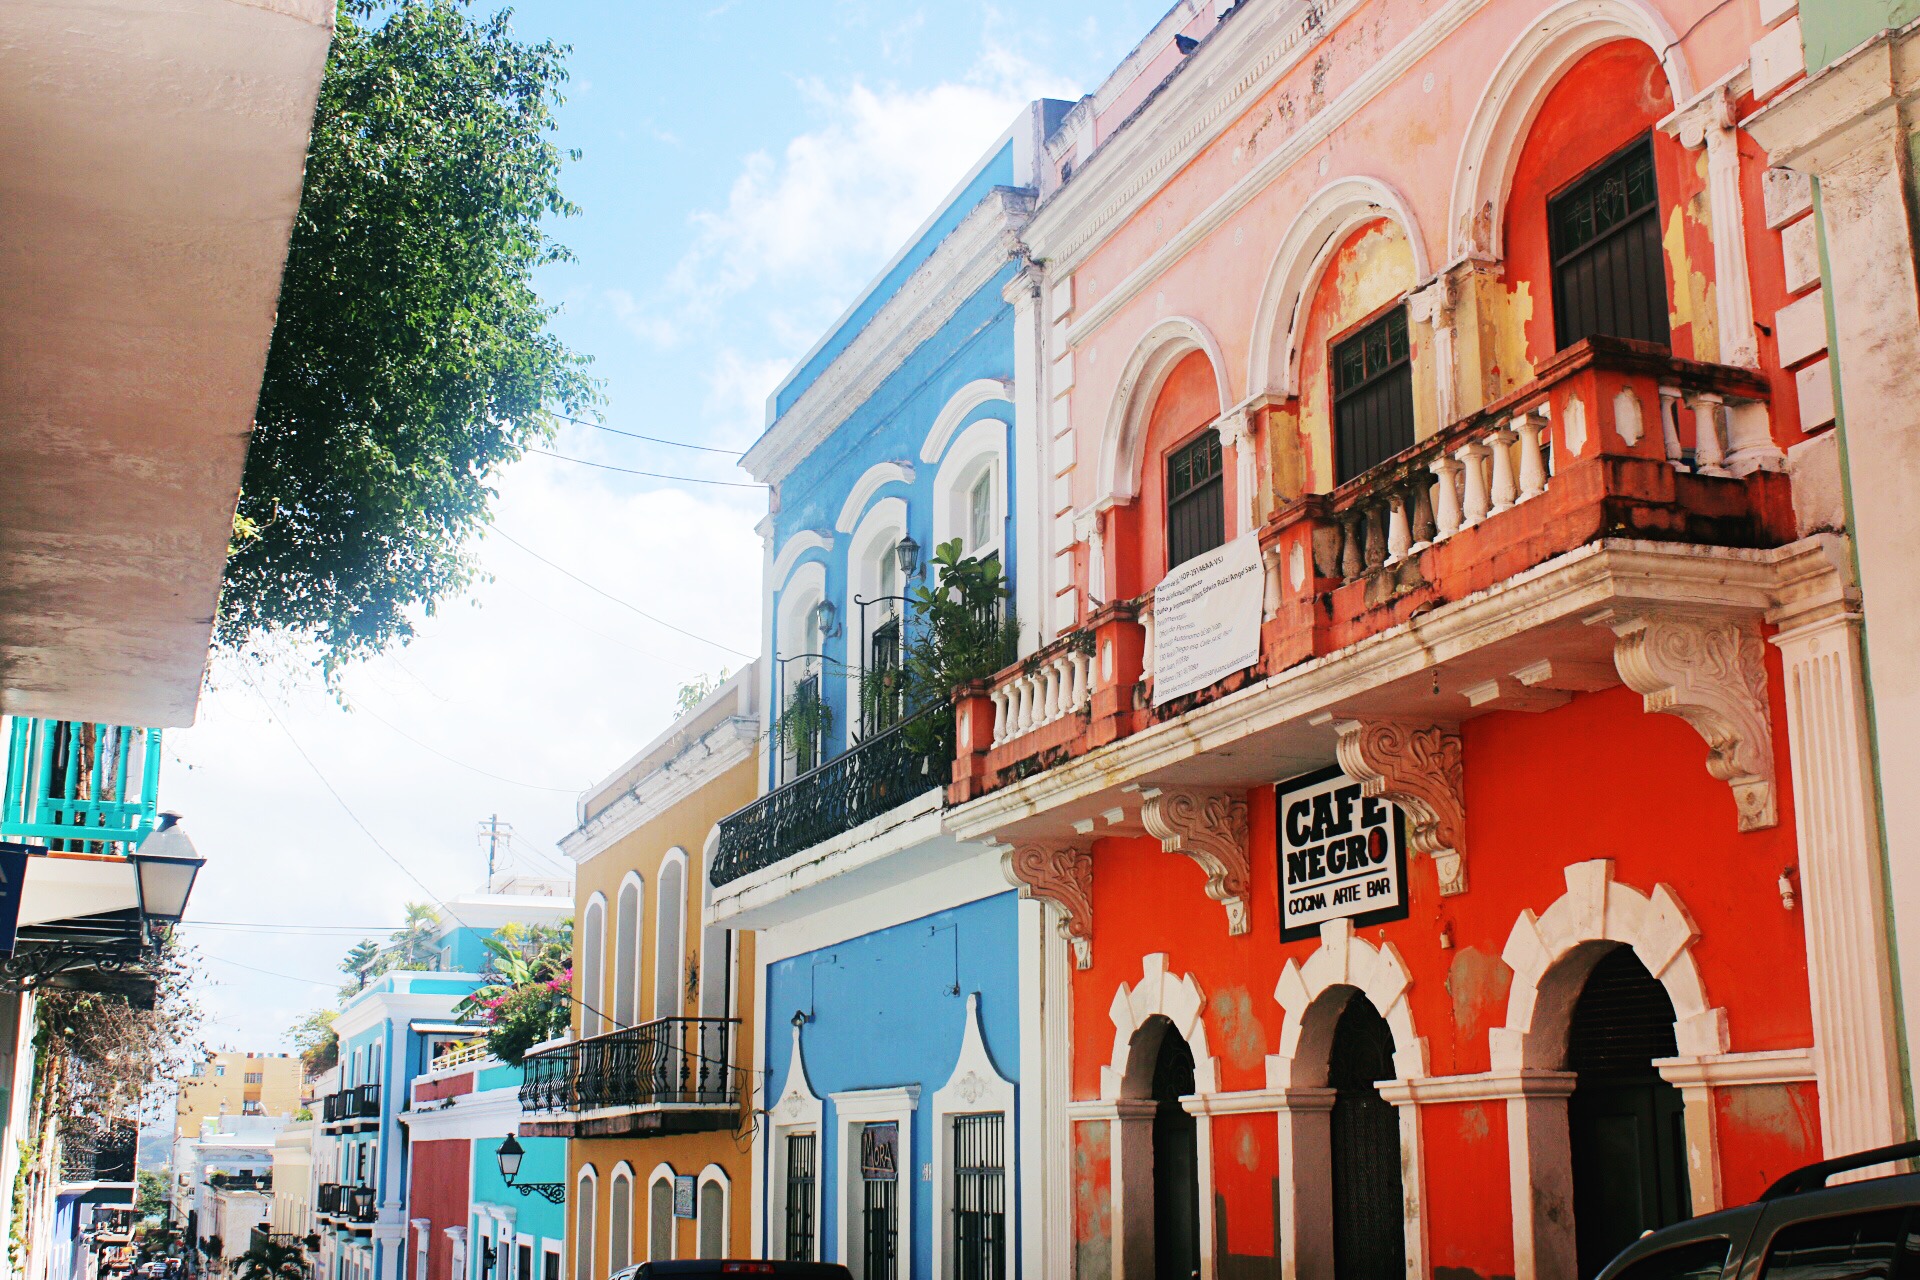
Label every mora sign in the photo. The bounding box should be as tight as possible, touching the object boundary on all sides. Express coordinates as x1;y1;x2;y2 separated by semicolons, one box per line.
1276;767;1408;941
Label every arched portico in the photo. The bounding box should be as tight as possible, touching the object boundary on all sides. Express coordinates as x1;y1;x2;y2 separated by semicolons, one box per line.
1269;920;1429;1280
1492;860;1726;1280
1447;0;1694;263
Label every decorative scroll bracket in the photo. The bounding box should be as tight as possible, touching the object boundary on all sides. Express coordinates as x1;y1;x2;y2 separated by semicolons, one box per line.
1139;787;1253;934
1000;841;1095;969
1334;719;1469;896
1600;611;1778;831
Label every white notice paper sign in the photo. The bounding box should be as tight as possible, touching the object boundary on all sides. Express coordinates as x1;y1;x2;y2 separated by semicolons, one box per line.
1152;532;1264;705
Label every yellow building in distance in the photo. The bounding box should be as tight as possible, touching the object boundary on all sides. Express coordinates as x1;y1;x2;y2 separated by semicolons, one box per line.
175;1051;303;1135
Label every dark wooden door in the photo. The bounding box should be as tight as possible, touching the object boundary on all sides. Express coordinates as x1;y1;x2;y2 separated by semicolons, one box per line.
1569;947;1691;1279
1332;308;1416;484
1152;1030;1202;1280
1330;996;1405;1280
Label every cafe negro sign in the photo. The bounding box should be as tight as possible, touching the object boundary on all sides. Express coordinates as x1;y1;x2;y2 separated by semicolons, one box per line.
1276;767;1409;941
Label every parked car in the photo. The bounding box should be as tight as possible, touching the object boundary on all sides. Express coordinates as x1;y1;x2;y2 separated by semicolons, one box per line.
1597;1141;1920;1280
612;1264;853;1280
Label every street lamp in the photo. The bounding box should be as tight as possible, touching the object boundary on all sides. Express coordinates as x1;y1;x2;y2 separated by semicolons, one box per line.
894;534;921;579
494;1135;564;1204
130;814;204;932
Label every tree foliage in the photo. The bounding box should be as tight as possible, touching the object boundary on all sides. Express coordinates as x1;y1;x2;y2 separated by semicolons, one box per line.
289;1009;339;1076
219;0;596;674
453;920;572;1065
237;1240;310;1280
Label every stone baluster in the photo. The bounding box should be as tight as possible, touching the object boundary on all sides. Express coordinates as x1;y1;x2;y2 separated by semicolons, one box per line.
1384;486;1412;565
1140;607;1156;684
1041;664;1060;723
990;686;1011;746
1430;455;1463;540
1659;386;1685;467
1691;392;1730;477
1070;650;1090;711
1409;474;1437;552
1364;503;1389;573
1339;511;1365;581
1458;441;1491;528
1487;423;1519;514
1514;413;1548;501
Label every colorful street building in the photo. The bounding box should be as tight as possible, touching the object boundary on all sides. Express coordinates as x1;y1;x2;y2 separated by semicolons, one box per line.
522;664;763;1264
710;102;1068;1279
916;1;1906;1278
315;880;569;1280
404;1041;567;1280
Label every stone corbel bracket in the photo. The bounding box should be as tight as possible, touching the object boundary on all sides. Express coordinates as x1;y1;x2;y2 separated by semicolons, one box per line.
1140;787;1253;934
1602;611;1778;831
1335;719;1469;896
1000;841;1095;969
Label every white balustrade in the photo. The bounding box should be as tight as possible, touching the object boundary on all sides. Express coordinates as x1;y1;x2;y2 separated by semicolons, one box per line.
990;645;1095;747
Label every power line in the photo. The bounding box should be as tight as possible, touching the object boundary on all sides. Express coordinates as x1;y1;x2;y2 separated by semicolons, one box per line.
556;414;744;456
489;528;755;660
237;672;477;934
342;696;583;795
529;447;763;488
202;952;341;989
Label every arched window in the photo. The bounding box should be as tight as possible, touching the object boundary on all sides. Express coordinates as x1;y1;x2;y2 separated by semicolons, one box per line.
846;497;909;736
931;418;1007;564
609;1164;634;1275
613;875;643;1029
653;852;686;1023
696;1167;729;1259
775;561;830;781
697;830;735;1103
580;895;606;1038
648;1169;676;1260
573;1167;597;1280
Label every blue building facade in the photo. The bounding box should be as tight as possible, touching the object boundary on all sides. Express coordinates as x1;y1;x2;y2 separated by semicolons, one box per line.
711;100;1071;1280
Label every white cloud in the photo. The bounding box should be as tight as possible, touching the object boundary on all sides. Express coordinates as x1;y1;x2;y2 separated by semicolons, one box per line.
667;51;1076;318
704;348;793;443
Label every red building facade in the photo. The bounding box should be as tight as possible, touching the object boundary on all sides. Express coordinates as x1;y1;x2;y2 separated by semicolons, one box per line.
943;2;1898;1278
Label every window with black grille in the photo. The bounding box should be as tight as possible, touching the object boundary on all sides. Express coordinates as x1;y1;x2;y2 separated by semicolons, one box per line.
951;1113;1006;1280
1549;135;1671;350
861;1121;900;1279
1165;428;1225;570
1332;306;1415;484
784;1132;816;1260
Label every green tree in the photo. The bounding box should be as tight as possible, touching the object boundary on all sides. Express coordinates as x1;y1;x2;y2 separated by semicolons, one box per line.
135;1169;169;1219
454;921;573;1065
377;902;442;973
338;940;380;997
288;1009;338;1075
218;0;596;675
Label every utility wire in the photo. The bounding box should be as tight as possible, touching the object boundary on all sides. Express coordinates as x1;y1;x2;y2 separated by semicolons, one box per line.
529;448;763;489
202;952;342;989
341;695;583;795
238;672;477;934
556;414;744;456
489;528;755;660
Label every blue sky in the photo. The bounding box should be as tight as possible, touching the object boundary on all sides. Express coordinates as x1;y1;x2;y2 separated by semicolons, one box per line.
164;1;1171;1057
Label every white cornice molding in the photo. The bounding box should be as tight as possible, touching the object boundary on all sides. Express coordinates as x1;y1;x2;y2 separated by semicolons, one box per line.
560;717;756;865
1035;0;1501;345
743;187;1035;488
398;1087;523;1141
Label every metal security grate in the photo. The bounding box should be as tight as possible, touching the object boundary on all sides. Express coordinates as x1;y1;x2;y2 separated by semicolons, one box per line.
1332;307;1415;484
1549;135;1670;351
1166;428;1225;570
952;1113;1006;1280
1567;946;1680;1076
784;1132;816;1260
862;1122;900;1280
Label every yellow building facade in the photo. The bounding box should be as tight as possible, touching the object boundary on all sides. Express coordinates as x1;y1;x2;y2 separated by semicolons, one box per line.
175;1051;304;1135
520;665;760;1264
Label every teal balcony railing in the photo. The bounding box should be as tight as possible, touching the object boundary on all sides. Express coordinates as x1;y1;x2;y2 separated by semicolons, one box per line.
1;717;161;855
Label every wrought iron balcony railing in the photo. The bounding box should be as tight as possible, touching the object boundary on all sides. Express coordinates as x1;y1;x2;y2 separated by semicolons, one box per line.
323;1083;380;1123
1;717;161;855
351;1082;380;1117
60;1130;137;1184
713;700;948;885
316;1183;345;1215
520;1017;741;1114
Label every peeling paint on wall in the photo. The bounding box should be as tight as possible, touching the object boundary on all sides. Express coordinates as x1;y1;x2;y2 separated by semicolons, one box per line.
1665;196;1720;364
1297;219;1418;491
1212;987;1271;1073
1446;946;1514;1050
1074;1119;1114;1280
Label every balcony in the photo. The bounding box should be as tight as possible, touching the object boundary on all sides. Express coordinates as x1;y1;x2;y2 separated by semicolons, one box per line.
315;1183;346;1216
1;718;161;854
206;1170;270;1193
321;1082;380;1126
59;1125;137;1186
518;1017;742;1139
711;700;948;887
954;338;1794;802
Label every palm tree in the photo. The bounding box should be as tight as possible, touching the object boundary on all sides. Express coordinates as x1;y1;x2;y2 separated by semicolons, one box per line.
379;902;441;972
234;1240;307;1280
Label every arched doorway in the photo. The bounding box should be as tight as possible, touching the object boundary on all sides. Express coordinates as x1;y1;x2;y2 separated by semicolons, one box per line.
1568;947;1689;1278
1329;996;1404;1280
1150;1025;1201;1280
